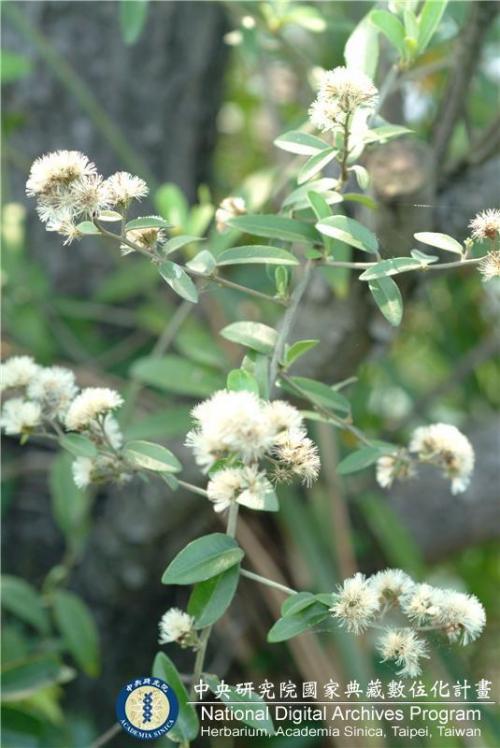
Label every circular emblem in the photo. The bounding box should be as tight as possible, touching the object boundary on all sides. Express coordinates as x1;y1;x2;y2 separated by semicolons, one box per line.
115;677;179;740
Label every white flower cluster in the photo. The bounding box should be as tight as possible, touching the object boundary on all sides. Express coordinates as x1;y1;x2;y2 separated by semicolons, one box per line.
26;150;148;245
186;390;320;513
375;423;474;495
331;569;485;677
309;66;378;133
158;608;198;649
0;355;130;489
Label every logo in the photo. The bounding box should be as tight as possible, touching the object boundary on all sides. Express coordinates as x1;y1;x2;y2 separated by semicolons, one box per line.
115;677;179;740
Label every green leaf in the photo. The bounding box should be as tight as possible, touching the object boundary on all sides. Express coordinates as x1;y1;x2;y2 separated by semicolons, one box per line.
204;674;275;735
59;434;97;459
131;355;223;397
414;231;463;255
370;9;406;56
283;180;341;211
125;216;171;230
345;15;379;78
158;261;198;303
220;321;278;355
1;654;71;701
162;533;244;585
162;235;202;256
1;576;50;635
359;257;423;280
281;591;316;617
417;0;448;53
152;652;199;743
188;565;240;628
316;216;378;254
226;215;319;244
1;51;32;83
75;221;100;235
267;603;330;642
368;276;403;327
287;376;351;415
97;210;122;222
364;124;413;144
307;190;333;221
186;250;216;275
52;591;100;677
273;130;329;156
226;369;259;395
337;445;396;475
49;455;90;543
124;440;182;473
297;148;337;185
410;249;439;264
217;246;298;267
120;0;149;45
350;165;370;190
284;340;319;368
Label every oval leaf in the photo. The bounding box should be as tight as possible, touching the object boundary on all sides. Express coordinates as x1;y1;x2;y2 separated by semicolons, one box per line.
153;652;199;742
217;246;298;267
220;322;278;355
368;277;403;327
162;533;244;585
124;440;182;473
414;232;463;255
226;215;319;244
337;445;396;475
274;130;329;156
226;369;259;394
267;603;330;643
286;376;351;415
59;434;97;459
163;234;202;256
316;215;378;254
359;257;423;280
297;148;337;185
159;260;198;303
131;355;224;397
125;216;171;230
53;591;100;677
188;565;240;628
1;576;50;634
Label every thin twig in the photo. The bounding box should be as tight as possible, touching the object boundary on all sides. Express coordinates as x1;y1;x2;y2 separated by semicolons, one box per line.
89;721;121;748
240;568;296;596
269;260;313;395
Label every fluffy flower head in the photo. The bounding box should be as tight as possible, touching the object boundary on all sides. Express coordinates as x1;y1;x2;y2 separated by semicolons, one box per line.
376;451;415;489
435;590;486;645
271;427;320;486
478;251;500;282
378;628;429;678
409;423;474;494
65;387;123;431
370;568;414;602
330;572;380;634
400;583;443;624
158;608;196;647
186;390;276;468
103;171;148;207
26;151;96;197
469;209;500;241
0;356;40;392
27;366;78;418
207;465;273;512
0;398;41;435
